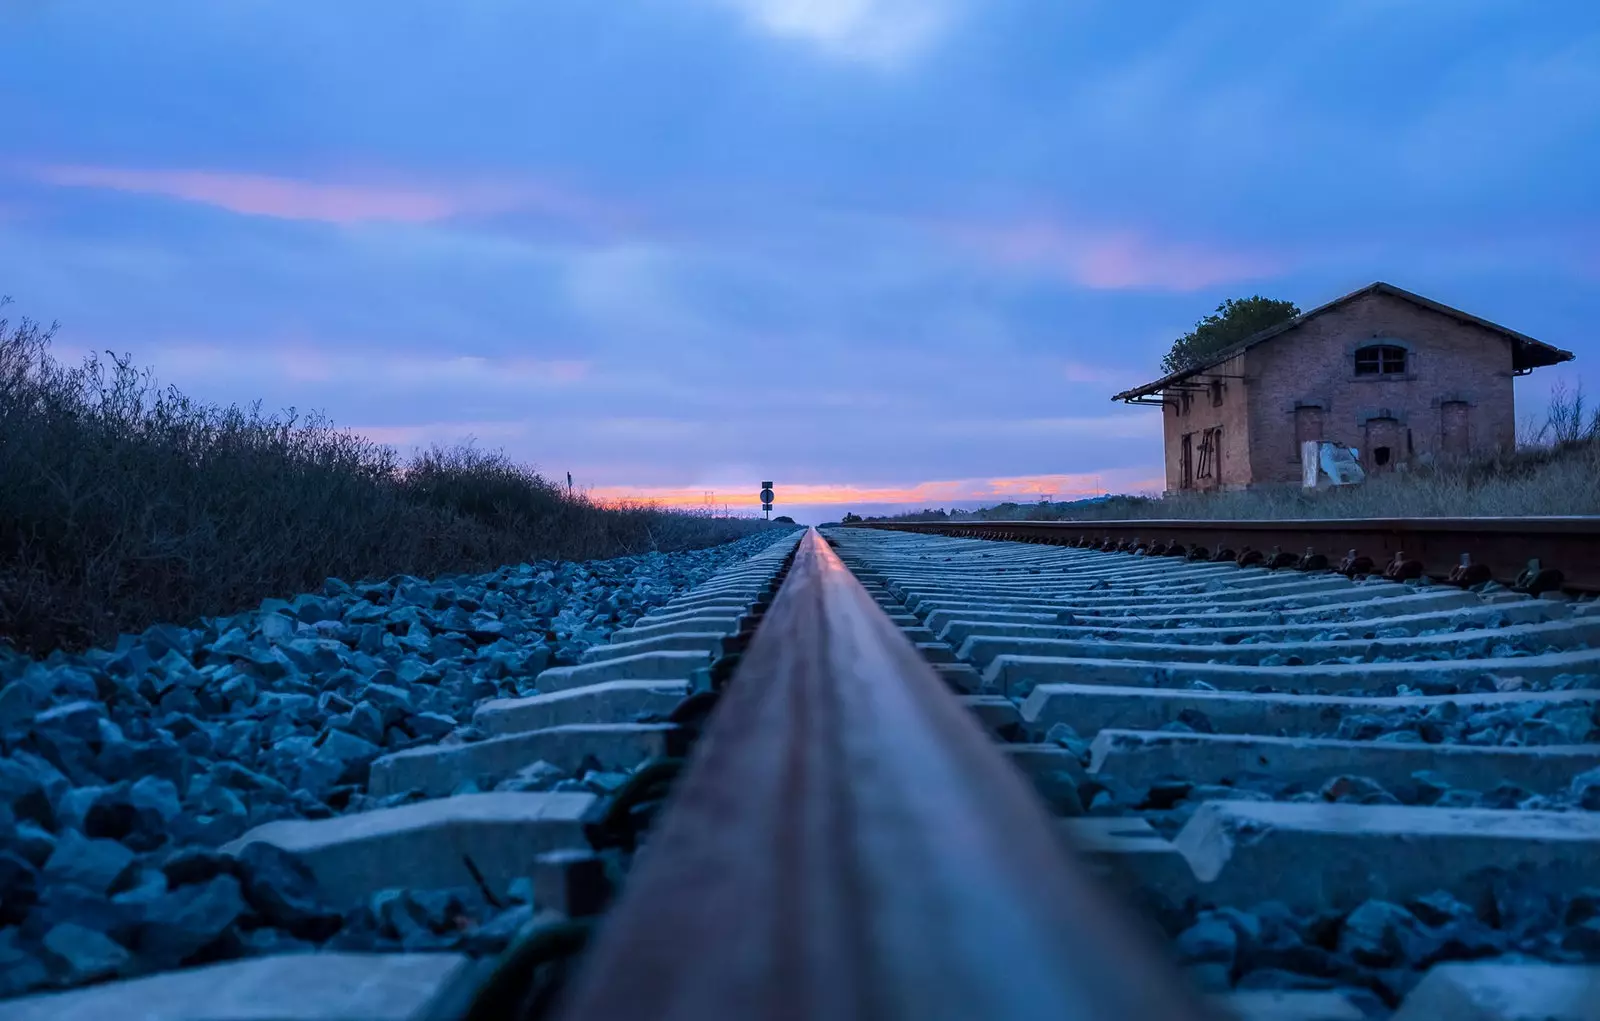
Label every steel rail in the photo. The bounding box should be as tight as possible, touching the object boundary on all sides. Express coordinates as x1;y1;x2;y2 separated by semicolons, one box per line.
855;516;1600;592
549;528;1213;1021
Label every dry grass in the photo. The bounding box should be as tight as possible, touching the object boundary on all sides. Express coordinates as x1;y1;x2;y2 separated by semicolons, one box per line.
871;386;1600;525
0;300;772;655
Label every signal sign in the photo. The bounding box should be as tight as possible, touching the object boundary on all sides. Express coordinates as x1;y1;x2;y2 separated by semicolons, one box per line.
759;482;775;519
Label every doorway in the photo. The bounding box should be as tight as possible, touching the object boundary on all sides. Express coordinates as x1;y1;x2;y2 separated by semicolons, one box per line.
1363;417;1402;472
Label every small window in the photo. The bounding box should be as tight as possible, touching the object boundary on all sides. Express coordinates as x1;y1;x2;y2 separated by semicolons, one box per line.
1355;344;1407;376
1209;380;1223;407
1372;446;1391;467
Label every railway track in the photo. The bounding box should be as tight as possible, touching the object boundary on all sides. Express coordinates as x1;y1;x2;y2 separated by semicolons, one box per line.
825;523;1600;1012
5;523;1599;1020
858;516;1600;593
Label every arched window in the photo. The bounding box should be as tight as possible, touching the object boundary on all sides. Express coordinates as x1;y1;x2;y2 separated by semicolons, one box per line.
1354;344;1407;376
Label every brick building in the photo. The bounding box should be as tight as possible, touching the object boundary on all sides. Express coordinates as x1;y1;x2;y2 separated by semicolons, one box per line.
1111;282;1574;493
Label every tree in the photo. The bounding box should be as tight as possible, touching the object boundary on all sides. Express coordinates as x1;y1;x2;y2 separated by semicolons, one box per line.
1162;296;1300;375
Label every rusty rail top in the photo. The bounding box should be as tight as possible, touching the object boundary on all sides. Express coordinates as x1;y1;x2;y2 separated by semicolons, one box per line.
855;516;1600;592
551;528;1212;1021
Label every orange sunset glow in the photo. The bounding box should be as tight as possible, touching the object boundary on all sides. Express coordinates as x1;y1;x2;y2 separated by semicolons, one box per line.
586;469;1164;511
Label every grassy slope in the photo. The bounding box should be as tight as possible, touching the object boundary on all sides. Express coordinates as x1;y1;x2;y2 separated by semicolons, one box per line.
0;304;771;654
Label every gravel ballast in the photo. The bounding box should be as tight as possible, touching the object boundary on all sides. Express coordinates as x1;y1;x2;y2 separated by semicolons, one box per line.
0;529;797;999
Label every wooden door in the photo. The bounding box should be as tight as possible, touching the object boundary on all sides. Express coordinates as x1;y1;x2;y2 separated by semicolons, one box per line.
1441;402;1469;457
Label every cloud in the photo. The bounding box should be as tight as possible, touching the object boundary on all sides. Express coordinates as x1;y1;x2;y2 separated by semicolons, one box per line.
561;244;714;338
341;420;531;448
588;418;711;440
915;414;1162;442
33;165;459;223
145;343;591;390
29;165;625;229
946;218;1282;292
706;0;959;67
1395;37;1600;197
1061;360;1140;386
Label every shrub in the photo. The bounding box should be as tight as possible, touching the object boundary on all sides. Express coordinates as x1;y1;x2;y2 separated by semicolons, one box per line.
0;300;772;654
1534;381;1600;447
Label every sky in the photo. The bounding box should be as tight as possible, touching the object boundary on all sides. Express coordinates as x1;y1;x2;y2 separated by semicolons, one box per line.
2;0;1597;524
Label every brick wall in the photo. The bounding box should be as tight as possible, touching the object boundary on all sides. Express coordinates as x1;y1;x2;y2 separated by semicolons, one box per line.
1161;351;1253;491
1242;291;1517;485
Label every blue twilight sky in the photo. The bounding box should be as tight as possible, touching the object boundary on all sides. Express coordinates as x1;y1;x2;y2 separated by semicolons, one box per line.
2;0;1597;523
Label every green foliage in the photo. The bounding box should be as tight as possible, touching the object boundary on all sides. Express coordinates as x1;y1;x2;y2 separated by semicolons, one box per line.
772;515;795;524
840;512;862;524
1162;295;1301;374
0;300;770;654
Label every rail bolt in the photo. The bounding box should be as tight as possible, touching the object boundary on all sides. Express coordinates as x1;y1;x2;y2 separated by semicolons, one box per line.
1266;546;1299;570
1446;553;1493;588
1336;548;1371;577
1513;558;1565;596
1382;551;1425;582
1297;547;1330;571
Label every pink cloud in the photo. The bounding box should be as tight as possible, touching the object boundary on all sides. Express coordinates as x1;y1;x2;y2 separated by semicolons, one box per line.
946;219;1280;292
31;165;627;228
36;165;459;223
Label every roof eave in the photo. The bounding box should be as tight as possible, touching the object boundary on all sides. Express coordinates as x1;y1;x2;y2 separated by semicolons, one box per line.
1513;342;1576;371
1111;356;1244;403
